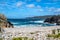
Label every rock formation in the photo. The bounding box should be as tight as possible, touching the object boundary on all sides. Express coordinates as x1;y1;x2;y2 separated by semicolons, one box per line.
0;14;14;28
44;15;60;25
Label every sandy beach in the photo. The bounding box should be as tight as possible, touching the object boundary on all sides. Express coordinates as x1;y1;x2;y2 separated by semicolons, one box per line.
3;26;60;33
2;26;60;40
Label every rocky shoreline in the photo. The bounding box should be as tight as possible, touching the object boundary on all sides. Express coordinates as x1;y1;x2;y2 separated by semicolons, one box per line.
0;14;14;28
44;15;60;25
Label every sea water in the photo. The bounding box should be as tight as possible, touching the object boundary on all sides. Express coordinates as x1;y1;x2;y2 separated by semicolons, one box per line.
8;19;56;28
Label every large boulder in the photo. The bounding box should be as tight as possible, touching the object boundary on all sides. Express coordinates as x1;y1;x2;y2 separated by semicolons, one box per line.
0;14;14;28
44;18;51;23
44;15;60;25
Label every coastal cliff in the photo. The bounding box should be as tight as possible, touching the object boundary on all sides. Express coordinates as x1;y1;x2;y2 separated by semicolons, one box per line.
0;14;13;28
44;15;60;25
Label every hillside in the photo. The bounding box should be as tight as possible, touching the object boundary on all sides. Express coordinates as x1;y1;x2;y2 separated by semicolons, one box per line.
0;14;14;28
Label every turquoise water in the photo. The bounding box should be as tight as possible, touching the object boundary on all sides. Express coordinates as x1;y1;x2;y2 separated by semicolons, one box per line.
8;19;56;27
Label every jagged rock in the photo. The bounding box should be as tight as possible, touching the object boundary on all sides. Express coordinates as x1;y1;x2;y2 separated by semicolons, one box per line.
44;15;60;25
44;18;51;23
7;21;13;28
56;19;60;25
0;14;14;28
0;14;7;21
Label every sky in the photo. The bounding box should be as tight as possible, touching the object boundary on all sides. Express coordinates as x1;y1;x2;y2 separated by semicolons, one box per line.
0;0;60;18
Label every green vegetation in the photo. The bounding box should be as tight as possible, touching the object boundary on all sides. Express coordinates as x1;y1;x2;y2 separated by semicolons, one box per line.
23;37;28;40
29;38;34;40
0;38;2;40
47;29;60;39
57;29;60;33
12;37;34;40
47;33;60;38
52;30;55;34
30;32;35;34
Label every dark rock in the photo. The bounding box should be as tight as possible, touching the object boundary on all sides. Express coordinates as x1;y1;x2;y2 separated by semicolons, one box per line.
56;19;60;25
7;21;14;28
44;18;51;23
0;14;14;28
44;15;60;25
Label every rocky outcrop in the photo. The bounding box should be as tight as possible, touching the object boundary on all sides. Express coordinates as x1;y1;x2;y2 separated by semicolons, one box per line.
44;15;60;25
0;14;14;28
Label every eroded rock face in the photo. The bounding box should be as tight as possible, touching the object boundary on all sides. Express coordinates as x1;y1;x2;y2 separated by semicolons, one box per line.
44;15;60;25
0;14;14;28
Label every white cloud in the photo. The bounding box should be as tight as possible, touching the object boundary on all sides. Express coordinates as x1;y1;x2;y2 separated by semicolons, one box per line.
56;8;60;12
37;5;41;8
54;8;60;14
48;7;56;11
44;7;56;12
36;5;44;12
38;9;44;11
48;7;60;12
26;4;35;8
16;1;25;7
45;7;60;15
0;1;25;9
0;2;15;9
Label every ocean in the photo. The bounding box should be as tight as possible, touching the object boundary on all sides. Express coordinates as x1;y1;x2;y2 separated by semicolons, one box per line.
8;19;56;28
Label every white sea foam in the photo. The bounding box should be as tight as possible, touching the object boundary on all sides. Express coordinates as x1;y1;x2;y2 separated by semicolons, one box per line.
11;22;19;24
14;24;42;28
34;20;44;23
14;25;29;28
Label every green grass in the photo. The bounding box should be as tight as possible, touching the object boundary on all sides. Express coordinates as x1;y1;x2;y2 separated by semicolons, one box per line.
29;38;34;40
12;37;34;40
0;38;3;40
47;33;60;38
30;32;35;34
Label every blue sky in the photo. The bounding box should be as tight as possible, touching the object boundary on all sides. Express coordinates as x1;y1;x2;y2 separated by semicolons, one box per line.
0;0;60;18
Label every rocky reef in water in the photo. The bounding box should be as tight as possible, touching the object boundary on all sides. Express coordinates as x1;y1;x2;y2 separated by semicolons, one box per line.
0;14;14;28
44;15;60;25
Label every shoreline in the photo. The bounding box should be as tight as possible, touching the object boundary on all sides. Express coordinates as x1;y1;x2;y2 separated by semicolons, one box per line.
3;26;60;33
